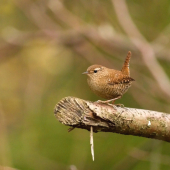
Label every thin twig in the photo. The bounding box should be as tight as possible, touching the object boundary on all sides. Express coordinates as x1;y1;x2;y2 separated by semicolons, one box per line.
90;126;94;161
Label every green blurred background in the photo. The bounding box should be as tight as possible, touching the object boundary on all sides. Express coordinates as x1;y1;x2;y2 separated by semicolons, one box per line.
1;0;170;170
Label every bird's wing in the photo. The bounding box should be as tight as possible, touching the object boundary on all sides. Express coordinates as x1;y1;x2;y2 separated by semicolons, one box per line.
107;75;135;85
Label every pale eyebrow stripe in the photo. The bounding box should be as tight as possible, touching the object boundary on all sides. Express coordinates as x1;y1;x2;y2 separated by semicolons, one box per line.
94;68;101;71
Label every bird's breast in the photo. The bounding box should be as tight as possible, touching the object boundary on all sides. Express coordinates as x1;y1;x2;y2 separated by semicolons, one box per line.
87;76;132;99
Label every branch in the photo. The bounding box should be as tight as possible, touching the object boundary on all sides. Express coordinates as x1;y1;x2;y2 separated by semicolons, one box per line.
54;97;170;142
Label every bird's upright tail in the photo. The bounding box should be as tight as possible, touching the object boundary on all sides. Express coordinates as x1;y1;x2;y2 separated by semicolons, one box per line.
121;51;131;76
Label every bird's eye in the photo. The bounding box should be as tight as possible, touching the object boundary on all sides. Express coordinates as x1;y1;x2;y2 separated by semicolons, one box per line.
94;70;98;73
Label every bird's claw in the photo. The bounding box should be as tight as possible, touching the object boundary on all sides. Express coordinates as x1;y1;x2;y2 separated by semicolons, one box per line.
115;104;124;108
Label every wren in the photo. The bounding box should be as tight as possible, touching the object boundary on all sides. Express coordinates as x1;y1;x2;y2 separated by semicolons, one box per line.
82;51;135;104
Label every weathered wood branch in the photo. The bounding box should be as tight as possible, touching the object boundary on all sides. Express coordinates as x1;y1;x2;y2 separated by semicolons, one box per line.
54;96;170;142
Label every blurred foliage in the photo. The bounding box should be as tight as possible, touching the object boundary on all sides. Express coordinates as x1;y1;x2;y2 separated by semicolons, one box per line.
0;0;170;170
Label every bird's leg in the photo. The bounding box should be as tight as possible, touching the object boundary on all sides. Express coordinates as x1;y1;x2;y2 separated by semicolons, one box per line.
112;96;124;107
96;96;121;105
111;96;124;107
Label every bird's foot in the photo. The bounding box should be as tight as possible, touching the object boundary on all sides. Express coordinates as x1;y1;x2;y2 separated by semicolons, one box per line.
96;96;121;104
115;104;124;108
95;96;122;109
96;100;110;104
96;100;116;108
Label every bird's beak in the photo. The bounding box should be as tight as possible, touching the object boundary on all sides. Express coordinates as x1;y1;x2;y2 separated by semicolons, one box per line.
82;71;89;74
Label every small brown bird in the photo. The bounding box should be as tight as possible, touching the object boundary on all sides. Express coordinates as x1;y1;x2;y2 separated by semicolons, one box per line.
83;51;135;104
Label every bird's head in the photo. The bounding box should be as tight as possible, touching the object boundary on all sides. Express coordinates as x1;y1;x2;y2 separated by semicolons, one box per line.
82;65;106;79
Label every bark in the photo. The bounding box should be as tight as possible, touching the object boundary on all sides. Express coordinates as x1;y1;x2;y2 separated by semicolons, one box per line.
54;96;170;142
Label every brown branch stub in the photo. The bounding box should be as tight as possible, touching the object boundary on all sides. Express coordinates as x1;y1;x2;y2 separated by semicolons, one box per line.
54;96;170;142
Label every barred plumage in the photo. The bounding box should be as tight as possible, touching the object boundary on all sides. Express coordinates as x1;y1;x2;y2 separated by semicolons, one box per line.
83;51;135;103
